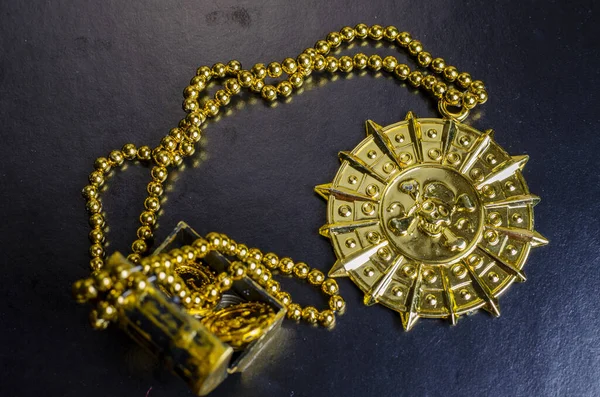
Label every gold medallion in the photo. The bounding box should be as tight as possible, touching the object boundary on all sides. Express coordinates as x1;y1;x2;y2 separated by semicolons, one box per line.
316;112;548;330
202;302;276;350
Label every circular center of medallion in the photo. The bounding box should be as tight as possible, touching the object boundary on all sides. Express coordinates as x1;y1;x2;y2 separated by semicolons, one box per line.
380;165;483;264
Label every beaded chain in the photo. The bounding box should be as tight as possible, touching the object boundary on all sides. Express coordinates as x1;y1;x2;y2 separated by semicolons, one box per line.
75;23;488;329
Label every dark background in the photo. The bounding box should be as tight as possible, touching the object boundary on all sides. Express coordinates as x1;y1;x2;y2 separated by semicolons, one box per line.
1;1;598;396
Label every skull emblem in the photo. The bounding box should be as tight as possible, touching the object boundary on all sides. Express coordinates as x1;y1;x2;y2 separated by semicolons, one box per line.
388;178;476;252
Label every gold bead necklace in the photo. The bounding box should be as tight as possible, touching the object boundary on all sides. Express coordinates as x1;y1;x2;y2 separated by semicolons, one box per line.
74;23;547;394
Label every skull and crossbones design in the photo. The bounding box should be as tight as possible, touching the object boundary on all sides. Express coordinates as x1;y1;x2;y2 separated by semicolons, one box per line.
388;178;476;252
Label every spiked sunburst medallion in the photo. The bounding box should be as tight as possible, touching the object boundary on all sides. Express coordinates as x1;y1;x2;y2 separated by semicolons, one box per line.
316;112;547;331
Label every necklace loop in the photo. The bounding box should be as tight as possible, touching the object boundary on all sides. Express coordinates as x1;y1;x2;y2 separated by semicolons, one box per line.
438;101;469;122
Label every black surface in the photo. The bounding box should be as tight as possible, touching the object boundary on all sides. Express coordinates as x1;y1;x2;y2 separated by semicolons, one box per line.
1;1;599;396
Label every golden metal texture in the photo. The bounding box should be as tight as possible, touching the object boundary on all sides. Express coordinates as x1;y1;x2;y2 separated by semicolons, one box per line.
317;112;547;330
202;302;276;350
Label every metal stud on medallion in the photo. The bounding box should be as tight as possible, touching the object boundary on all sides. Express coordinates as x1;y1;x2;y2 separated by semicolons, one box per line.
316;112;548;330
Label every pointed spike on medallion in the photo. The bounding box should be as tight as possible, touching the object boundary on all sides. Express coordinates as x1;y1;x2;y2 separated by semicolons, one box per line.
328;259;348;277
365;120;383;136
363;294;377;306
404;111;417;121
400;311;420;331
318;224;331;238
477;246;527;283
440;267;458;325
530;230;549;247
405;111;423;163
484;194;541;209
338;151;387;184
484;129;495;138
476;155;530;189
482;299;501;317
314;183;333;200
487;225;549;247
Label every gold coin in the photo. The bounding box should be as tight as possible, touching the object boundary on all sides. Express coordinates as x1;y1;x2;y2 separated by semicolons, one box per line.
201;302;275;349
160;261;218;316
316;113;547;330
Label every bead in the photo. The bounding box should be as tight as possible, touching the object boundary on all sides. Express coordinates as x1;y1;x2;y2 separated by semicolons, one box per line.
422;75;437;90
296;53;312;70
182;98;199;113
266;280;280;294
397;31;412;46
137;146;152;161
89;310;109;330
302;306;319;324
325;56;338;73
170;127;184;141
204;99;220;117
340;26;355;42
204;285;221;302
131;239;147;253
262;252;279;269
251;63;267;79
122;143;137;160
445;88;462;106
150;167;168;184
463;92;478;109
289;72;303;88
196;66;211;80
277;81;293;97
183;85;199;99
279;257;294;274
293;262;309;279
185;126;202;143
236;243;248;259
475;88;488;104
408;71;423;87
159;137;176;153
89;213;104;228
89;243;104;258
394;64;410;80
246;248;263;263
81;185;98;200
287;303;303;320
313;54;326;71
261;85;277;101
72;278;98;303
179;140;195;157
303;47;318;59
190;75;206;90
86;199;102;214
319;310;336;328
94;157;111;173
192;238;210;257
382;56;398;72
281;58;298;75
329;295;346;312
353;53;368;69
314;40;330;55
224;78;241;95
230;262;246;280
88;171;104;187
321;279;339;295
384;25;399;41
443;66;458;82
433;81;447;98
147;181;163;197
408;40;423;55
267;62;282;78
90;257;103;271
457;72;473;88
367;55;382;71
211;62;226;78
139;211;156;226
226;60;242;75
354;23;368;38
368;24;384;40
431;58;446;73
218;273;233;290
251;79;265;93
144;197;160;212
326;31;342;48
137;225;153;239
308;269;325;285
238;70;253;87
338;56;353;73
470;80;486;92
186;111;206;127
215;89;230;106
258;269;271;285
276;291;292;306
89;228;104;243
417;51;432;67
